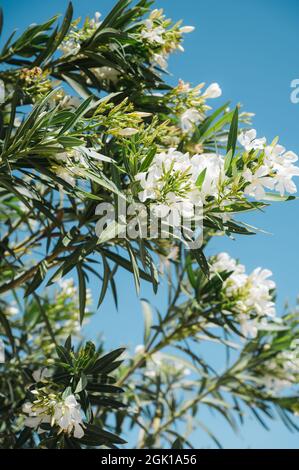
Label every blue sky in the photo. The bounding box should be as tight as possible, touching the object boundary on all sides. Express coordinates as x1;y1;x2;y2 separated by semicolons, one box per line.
2;0;299;448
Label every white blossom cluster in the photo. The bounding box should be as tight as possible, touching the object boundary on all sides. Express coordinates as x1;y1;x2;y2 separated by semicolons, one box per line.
134;129;299;226
179;82;222;133
135;148;224;219
239;129;299;199
23;392;85;439
210;252;276;338
139;9;194;70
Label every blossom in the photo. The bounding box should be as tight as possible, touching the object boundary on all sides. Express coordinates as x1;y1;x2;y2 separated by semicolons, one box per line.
246;142;299;197
202;82;222;99
273;165;299;196
210;253;276;337
58;278;76;296
23;392;85;439
59;39;80;57
264;144;296;166
180;108;201;133
135;149;226;227
141;19;165;44
151;52;168;69
190;152;224;200
89;11;101;28
238;129;266;152
3;304;19;316
243;166;275;199
53;395;85;439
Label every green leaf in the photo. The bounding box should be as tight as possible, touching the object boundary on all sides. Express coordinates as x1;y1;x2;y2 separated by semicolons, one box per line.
97;255;110;307
75;373;88;393
226;106;239;156
76;264;86;324
14;428;32;449
91;348;125;374
24;261;48;297
57;136;84;147
192;249;209;278
195;167;207;190
59;96;93;135
0;310;15;351
224;149;233;176
262;192;297;202
97;0;132;31
56;345;73;365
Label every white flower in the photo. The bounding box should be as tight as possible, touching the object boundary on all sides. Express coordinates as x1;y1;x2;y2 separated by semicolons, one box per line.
180;108;201;133
243;166;275;199
58;278;76;296
141;19;165;44
246;268;276;318
190;153;224;201
89;11;102;28
261;143;299;196
135;344;145;355
238;129;266;152
59;39;80;57
3;305;19;316
210;253;276;335
135;149;225;221
239;315;259;339
23;393;85;439
135;170;162;202
23;402;51;429
211;252;242;274
53;395;84;439
272;164;299;196
151;53;168;70
202;83;222;99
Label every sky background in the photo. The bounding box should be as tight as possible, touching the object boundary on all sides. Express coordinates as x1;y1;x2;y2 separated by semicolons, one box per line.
1;0;299;449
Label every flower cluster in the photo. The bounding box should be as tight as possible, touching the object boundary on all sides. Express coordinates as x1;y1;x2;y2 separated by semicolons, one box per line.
210;252;276;337
138;9;194;70
135;148;224;219
19;67;52;101
59;12;102;57
165;80;222;134
263;346;299;393
239;129;299;199
132;125;299;233
23;391;85;439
